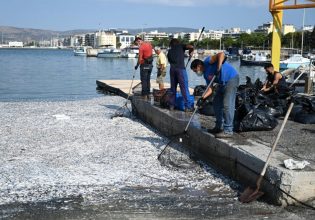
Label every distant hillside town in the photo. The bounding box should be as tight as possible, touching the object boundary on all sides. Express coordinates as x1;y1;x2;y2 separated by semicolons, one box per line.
0;22;314;51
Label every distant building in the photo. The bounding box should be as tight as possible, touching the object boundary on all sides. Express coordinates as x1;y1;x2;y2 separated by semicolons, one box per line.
85;33;96;47
254;22;273;34
118;34;135;49
204;30;224;40
96;31;116;48
283;24;296;35
9;41;23;47
222;28;250;39
302;25;314;32
142;30;168;42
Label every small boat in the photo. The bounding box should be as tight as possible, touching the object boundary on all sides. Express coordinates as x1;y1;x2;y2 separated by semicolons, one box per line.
225;47;240;60
284;65;315;89
240;52;271;66
97;47;121;58
280;54;311;70
73;46;89;56
120;46;139;58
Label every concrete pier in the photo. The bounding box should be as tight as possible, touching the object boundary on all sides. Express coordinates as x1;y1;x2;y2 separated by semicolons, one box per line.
131;96;315;206
95;79;315;206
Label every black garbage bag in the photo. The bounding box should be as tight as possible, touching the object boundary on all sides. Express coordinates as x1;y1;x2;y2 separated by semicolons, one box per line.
257;105;284;118
193;85;207;96
294;110;315;124
198;96;215;116
160;89;173;109
239;107;278;132
291;96;315;124
234;103;252;131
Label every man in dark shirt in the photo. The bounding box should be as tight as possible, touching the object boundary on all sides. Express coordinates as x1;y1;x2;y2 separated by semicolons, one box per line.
167;39;194;111
134;37;153;99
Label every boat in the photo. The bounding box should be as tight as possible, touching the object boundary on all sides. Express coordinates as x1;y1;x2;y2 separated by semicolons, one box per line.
120;46;139;58
73;46;89;56
86;48;101;57
283;64;315;89
240;52;271;66
225;47;240;60
280;54;311;70
97;47;121;58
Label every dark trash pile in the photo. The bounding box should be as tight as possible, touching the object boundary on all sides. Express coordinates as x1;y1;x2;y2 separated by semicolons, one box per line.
194;76;315;132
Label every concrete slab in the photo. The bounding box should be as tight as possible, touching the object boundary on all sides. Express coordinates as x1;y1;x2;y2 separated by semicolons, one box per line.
96;80;194;99
131;96;315;206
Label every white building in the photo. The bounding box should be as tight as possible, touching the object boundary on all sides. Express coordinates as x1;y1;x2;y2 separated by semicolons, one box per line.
282;24;296;35
302;25;314;32
204;30;224;40
254;22;273;34
119;34;135;49
9;41;23;47
143;30;168;42
96;31;116;48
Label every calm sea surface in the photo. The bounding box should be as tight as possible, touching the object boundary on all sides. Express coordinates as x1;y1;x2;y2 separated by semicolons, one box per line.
0;48;266;101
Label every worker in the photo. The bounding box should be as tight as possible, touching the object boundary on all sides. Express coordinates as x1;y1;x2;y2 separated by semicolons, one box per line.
167;38;194;112
261;63;287;95
154;47;167;90
190;52;239;138
134;37;153;100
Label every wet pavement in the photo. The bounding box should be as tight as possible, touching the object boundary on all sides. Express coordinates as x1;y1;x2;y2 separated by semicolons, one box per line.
0;97;315;219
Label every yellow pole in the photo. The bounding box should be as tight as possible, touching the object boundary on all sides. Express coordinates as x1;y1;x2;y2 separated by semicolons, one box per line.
270;0;283;71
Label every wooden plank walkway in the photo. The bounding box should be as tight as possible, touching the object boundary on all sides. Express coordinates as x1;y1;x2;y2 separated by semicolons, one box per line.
96;80;194;99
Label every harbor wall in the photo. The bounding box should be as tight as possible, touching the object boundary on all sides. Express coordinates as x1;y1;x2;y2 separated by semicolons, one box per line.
131;96;315;206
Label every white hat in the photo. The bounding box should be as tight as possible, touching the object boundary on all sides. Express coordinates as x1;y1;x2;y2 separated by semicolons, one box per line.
154;46;161;51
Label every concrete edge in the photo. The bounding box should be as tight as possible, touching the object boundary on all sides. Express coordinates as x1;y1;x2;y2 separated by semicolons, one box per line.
131;96;315;206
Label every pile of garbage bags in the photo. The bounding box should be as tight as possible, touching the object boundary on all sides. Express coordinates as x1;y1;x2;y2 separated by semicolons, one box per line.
194;76;315;132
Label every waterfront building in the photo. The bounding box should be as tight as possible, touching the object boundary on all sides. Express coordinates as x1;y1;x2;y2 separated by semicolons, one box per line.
8;41;23;47
85;33;96;47
283;24;296;35
142;30;168;42
95;31;116;48
204;30;224;40
222;28;250;39
301;25;314;32
254;22;273;34
118;34;135;49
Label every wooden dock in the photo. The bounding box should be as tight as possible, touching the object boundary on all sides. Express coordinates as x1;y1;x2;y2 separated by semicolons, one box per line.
96;80;193;99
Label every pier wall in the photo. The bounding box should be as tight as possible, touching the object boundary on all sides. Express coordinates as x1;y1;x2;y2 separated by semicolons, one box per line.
132;96;315;206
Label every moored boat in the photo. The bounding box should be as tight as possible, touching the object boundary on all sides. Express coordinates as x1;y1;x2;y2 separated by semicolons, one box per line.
97;47;121;58
240;52;271;66
280;54;311;70
73;46;89;56
120;46;139;58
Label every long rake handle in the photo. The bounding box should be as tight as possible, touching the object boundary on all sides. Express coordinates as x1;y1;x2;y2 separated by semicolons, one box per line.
184;75;216;132
186;27;205;68
257;102;294;187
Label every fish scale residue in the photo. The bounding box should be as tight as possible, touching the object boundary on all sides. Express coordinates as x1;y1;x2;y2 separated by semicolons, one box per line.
0;97;237;205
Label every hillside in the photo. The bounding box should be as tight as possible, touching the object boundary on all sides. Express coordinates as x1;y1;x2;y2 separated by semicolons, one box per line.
0;26;198;42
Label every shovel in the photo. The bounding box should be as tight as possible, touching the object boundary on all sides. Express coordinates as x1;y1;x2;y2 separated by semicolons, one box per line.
239;102;294;203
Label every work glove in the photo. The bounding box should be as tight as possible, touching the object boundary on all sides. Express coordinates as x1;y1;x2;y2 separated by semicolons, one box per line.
196;97;206;108
135;64;139;70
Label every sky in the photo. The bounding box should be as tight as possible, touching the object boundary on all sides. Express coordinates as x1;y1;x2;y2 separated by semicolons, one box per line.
0;0;314;31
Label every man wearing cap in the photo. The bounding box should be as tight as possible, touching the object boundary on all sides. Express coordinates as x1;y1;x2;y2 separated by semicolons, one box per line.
154;47;167;90
134;37;153;100
190;52;239;138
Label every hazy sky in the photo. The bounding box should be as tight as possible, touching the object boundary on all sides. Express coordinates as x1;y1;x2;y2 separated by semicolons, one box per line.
0;0;314;31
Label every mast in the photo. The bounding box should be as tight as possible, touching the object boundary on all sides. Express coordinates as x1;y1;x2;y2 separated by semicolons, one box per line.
301;8;305;55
